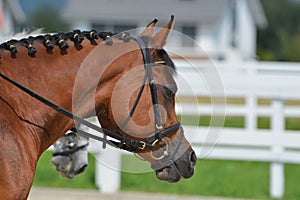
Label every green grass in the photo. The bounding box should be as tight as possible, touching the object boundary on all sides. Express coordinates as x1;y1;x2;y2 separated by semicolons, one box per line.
33;152;97;189
285;164;300;199
286;117;300;130
121;158;271;199
179;115;244;128
32;111;300;199
179;115;300;130
33;152;300;199
258;117;271;129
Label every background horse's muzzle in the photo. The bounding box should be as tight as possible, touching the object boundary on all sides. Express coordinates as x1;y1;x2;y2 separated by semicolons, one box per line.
51;132;89;178
51;150;88;179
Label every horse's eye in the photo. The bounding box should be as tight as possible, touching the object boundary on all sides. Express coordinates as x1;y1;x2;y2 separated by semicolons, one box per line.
166;84;177;94
67;141;76;148
161;86;175;102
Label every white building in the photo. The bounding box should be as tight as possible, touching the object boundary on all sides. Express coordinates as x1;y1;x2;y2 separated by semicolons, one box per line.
0;0;26;37
62;0;267;61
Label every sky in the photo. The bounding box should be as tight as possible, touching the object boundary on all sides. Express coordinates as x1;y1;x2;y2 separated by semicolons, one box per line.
19;0;66;15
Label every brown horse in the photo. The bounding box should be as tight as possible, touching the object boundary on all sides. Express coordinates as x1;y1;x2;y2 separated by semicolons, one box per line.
0;16;196;199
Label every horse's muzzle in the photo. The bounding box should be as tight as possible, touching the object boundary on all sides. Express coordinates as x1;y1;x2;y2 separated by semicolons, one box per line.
154;149;197;182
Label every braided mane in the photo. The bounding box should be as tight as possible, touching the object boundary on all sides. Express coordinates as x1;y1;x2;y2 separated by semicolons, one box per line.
0;30;132;59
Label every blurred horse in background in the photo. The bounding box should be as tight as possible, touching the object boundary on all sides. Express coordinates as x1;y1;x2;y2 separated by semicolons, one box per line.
51;130;89;178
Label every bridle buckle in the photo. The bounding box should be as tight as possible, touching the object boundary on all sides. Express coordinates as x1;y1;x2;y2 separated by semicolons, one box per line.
138;141;146;150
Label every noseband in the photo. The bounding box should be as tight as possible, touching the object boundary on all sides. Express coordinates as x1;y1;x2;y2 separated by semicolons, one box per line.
0;34;182;159
52;131;89;157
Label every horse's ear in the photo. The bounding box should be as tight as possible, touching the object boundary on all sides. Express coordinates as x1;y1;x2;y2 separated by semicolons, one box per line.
140;18;158;37
152;15;175;49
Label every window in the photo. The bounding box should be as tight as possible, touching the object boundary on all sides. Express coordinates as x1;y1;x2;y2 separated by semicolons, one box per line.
92;23;137;33
181;25;197;47
113;25;136;33
91;24;105;31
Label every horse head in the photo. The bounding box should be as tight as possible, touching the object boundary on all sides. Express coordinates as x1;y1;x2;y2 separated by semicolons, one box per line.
92;16;196;182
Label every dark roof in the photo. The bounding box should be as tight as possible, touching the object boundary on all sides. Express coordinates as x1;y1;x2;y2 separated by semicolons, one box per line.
62;0;228;24
62;0;267;27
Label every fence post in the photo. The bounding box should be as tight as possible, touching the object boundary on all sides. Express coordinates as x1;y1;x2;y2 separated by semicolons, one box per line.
245;95;257;132
84;118;121;193
270;98;284;199
95;146;121;193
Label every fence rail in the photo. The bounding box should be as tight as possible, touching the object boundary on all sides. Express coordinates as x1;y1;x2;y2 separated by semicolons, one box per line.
85;61;300;199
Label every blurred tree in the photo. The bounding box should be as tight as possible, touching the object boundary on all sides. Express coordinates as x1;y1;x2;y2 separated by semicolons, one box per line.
257;0;300;61
25;4;69;33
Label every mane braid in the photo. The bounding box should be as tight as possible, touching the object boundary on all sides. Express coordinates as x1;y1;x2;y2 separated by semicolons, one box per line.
0;30;132;59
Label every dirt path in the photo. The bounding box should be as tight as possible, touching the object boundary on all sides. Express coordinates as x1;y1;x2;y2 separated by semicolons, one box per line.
28;187;244;200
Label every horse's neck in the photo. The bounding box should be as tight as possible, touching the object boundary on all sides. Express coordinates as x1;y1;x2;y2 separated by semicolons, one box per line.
0;35;140;153
0;39;101;151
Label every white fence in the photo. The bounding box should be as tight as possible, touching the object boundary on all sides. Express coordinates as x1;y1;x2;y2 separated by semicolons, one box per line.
86;60;300;199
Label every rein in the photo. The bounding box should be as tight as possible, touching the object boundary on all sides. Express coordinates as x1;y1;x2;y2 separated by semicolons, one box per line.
0;35;181;157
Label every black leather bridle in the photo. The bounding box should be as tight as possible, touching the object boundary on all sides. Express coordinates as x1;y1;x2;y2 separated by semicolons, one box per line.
52;131;89;157
0;35;182;158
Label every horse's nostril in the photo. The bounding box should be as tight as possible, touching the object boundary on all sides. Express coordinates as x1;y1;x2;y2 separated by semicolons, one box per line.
190;151;197;167
76;164;87;175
